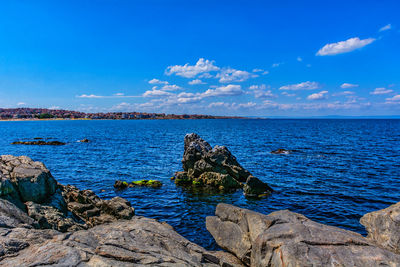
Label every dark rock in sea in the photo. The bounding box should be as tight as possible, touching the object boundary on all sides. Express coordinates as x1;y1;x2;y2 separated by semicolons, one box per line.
78;138;90;143
33;137;43;140
11;140;66;145
243;176;273;197
270;148;291;154
175;133;272;196
207;203;400;266
114;179;129;190
361;201;400;254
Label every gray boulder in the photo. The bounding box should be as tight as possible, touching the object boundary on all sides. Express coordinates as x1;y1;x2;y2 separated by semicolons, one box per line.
206;203;400;266
361;201;400;254
0;217;221;266
176;134;272;196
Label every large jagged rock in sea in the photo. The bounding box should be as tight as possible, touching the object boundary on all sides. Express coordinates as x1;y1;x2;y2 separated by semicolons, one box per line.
361;201;400;254
0;155;241;266
206;203;400;266
175;133;272;196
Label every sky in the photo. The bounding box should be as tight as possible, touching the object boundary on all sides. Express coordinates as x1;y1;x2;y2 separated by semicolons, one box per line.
0;0;399;117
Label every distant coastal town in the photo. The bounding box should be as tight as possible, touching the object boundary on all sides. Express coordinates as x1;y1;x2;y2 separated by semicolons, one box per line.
0;108;241;120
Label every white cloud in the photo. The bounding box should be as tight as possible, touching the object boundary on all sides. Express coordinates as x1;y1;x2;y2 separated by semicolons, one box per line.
77;94;104;98
48;106;60;110
297;57;302;62
307;90;328;100
252;68;264;73
316;37;375;56
279;81;320;91
341;83;359;89
143;89;174;97
149;78;169;85
379;24;392;32
112;102;134;111
281;92;296;97
216;68;257;83
160;84;182;91
386;95;400;101
203;84;243;97
370;87;394;95
272;62;282;68
249;84;276;98
165;58;220;78
262;70;269;75
17;102;26;106
114;93;125;96
235;102;257;108
208;102;230;108
188;79;205;85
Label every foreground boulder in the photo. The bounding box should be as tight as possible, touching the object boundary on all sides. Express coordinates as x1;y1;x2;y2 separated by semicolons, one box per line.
361;201;400;254
0;155;134;231
206;203;400;266
175;133;272;197
0;213;237;266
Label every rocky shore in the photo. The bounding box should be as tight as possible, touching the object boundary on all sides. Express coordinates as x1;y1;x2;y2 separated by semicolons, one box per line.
0;154;399;266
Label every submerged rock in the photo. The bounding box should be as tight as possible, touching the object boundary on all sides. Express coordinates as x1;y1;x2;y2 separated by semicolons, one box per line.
114;180;129;190
207;203;400;266
78;138;90;143
361;201;400;254
175;133;272;196
270;148;291;154
11;140;66;145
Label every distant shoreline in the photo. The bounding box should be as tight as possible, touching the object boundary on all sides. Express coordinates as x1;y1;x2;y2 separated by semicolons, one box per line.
0;117;248;122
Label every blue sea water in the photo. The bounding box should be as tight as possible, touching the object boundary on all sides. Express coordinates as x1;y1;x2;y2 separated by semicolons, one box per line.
1;119;400;249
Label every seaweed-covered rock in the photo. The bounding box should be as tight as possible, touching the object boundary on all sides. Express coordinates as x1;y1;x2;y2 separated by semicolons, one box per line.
176;133;272;196
114;179;129;190
131;179;162;188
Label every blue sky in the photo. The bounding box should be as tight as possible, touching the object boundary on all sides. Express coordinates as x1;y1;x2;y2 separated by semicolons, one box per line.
0;0;399;116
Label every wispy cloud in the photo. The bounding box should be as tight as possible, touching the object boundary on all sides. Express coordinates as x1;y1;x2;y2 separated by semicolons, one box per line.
307;90;328;100
333;91;355;96
370;87;394;95
77;93;140;99
143;89;174;97
386;95;400;101
17;102;26;106
149;78;169;85
341;83;359;89
379;24;392;32
297;57;302;62
272;62;283;68
188;79;205;85
216;68;257;83
279;81;320;90
165;58;220;78
316;37;375;56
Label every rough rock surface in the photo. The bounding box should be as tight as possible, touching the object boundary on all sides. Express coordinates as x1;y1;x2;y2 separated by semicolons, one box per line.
11;140;66;145
175;133;272;196
0;155;135;231
207;203;400;266
0;216;224;266
361;201;400;254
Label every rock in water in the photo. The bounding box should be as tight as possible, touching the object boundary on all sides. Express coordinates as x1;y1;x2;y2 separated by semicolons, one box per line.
11;140;66;145
206;203;400;266
361;201;400;254
176;133;272;196
270;148;291;154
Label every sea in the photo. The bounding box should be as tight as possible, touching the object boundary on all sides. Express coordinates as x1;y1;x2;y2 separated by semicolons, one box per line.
1;119;399;250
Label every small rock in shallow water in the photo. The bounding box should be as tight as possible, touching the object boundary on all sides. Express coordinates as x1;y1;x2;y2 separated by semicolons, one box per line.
113;180;129;190
78;138;90;143
271;148;291;154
